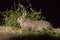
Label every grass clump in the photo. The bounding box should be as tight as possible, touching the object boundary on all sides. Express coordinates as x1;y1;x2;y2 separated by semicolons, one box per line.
3;2;25;28
3;10;20;28
2;1;44;29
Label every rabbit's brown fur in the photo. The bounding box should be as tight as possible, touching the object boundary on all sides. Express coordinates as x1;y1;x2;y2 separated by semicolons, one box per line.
17;11;51;31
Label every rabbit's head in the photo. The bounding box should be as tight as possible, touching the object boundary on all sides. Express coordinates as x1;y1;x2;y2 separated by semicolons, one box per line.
17;11;27;26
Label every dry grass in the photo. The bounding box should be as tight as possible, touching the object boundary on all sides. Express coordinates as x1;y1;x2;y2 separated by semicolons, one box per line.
0;26;60;34
0;26;60;40
0;26;25;40
0;26;24;34
52;28;60;34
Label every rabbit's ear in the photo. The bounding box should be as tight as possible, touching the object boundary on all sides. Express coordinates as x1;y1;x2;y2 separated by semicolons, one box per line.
22;11;27;18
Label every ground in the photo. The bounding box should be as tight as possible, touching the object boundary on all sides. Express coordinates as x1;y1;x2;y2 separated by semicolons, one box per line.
0;26;23;40
0;26;60;40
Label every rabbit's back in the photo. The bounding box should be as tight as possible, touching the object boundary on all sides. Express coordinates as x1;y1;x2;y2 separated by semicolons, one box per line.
22;20;51;31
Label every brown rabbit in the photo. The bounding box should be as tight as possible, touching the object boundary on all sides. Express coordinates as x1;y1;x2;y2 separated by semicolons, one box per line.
17;10;51;31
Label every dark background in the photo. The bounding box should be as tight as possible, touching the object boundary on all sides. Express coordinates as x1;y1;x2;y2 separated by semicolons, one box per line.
0;0;60;28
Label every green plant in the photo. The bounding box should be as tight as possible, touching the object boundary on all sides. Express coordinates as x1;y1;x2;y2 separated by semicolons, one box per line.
21;28;43;36
4;10;19;28
53;32;60;38
3;1;44;28
3;2;26;28
26;9;45;20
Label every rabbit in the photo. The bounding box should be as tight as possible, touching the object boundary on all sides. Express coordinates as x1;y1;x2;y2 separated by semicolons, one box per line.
17;10;52;31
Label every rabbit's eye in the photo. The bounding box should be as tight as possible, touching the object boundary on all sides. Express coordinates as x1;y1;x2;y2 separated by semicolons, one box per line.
19;17;21;19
